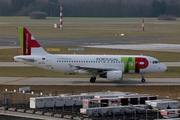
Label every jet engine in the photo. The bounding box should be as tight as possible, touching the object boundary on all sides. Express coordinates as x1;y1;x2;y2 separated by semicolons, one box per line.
99;70;123;81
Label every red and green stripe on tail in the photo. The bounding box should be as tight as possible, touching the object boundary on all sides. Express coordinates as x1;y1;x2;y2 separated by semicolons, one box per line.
16;27;41;55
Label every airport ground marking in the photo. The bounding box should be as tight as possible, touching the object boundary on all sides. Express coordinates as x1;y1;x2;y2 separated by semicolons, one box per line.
0;77;31;85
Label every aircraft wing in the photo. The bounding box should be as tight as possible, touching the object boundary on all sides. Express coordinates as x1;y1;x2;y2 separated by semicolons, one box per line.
69;64;122;73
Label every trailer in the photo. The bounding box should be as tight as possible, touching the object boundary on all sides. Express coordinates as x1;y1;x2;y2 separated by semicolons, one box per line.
64;98;75;107
68;95;94;106
94;95;120;99
146;99;179;110
151;101;169;110
83;99;101;108
161;109;180;118
110;106;124;116
145;100;162;109
44;97;55;108
100;98;121;107
126;94;157;104
161;100;180;109
30;97;45;109
124;106;135;114
97;107;111;117
54;97;65;107
80;108;98;117
119;97;129;106
134;105;147;114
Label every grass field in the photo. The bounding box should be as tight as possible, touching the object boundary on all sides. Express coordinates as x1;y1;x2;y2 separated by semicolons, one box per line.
1;17;180;23
0;24;180;38
1;47;180;62
0;67;178;78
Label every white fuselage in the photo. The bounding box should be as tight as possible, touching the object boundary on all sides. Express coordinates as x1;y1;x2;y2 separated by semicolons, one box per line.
14;54;167;75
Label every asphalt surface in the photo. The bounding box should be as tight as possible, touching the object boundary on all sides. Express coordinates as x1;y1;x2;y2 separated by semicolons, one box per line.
0;110;66;120
86;43;180;52
1;35;180;52
0;77;179;86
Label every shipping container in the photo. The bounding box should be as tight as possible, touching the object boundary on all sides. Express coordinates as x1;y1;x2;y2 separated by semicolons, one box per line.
161;100;180;109
44;97;55;108
119;97;129;106
145;100;162;109
83;99;101;108
110;106;124;115
64;98;75;107
30;97;45;109
19;87;30;92
94;95;119;99
151;101;169;110
100;98;121;107
80;108;98;117
124;106;135;114
98;107;111;117
59;94;70;97
134;105;147;114
54;97;65;107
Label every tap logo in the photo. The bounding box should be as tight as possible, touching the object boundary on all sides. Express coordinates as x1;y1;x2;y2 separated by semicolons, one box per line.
25;33;29;54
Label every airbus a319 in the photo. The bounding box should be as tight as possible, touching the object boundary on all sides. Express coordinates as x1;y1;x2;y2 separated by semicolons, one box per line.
14;27;167;83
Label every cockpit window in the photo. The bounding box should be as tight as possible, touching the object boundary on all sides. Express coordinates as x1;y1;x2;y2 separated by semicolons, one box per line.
153;61;159;64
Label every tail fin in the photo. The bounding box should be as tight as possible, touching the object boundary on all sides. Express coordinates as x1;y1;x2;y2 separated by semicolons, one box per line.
17;27;48;55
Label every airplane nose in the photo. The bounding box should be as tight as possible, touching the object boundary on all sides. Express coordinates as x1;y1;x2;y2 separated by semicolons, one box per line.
162;64;167;72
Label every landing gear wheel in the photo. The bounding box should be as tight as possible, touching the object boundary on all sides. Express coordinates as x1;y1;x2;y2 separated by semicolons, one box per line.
90;77;96;83
141;78;145;83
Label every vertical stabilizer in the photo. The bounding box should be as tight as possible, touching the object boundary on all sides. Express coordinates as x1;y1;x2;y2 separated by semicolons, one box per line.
16;27;48;55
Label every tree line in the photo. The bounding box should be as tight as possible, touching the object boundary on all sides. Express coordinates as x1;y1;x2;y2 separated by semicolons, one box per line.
0;0;180;17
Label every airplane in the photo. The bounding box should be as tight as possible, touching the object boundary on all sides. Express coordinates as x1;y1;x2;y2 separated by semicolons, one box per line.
14;27;167;83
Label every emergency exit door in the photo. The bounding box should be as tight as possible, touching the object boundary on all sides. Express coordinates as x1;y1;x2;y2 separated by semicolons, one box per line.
46;56;51;67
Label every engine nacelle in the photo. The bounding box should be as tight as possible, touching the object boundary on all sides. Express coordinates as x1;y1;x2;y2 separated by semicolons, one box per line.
100;71;123;81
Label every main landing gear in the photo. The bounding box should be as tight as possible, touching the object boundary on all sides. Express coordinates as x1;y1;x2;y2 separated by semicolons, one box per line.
141;74;146;83
90;76;96;83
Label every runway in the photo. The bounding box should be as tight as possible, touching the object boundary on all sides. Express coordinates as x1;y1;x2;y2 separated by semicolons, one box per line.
0;77;179;86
